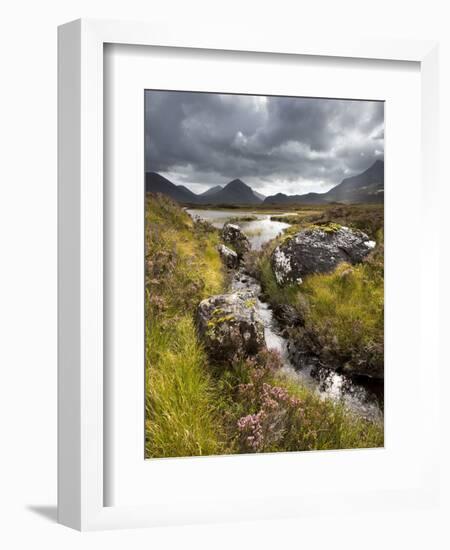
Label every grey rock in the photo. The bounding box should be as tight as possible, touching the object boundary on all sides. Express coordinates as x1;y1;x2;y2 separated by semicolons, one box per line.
217;244;239;269
196;291;265;364
271;225;375;286
221;223;250;259
272;304;303;327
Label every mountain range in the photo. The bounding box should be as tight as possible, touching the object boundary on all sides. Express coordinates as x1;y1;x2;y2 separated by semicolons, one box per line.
145;173;263;205
145;160;384;206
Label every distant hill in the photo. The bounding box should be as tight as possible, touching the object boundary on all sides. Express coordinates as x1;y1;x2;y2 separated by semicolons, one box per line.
200;185;223;197
145;172;198;203
145;173;263;205
263;191;328;206
202;179;262;205
324;160;384;203
262;161;384;206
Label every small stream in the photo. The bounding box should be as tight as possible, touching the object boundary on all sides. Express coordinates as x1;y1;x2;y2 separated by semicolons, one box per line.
188;208;384;422
231;268;383;421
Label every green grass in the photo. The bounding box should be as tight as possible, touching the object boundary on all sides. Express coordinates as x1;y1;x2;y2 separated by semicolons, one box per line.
228;215;259;223
274;376;384;450
270;214;301;224
293;204;383;239
145;315;224;458
145;194;227;458
268;204;383;238
270;211;320;224
259;256;300;305
300;248;384;374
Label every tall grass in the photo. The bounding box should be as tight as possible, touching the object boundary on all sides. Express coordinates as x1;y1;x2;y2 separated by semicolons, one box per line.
145;194;226;458
145;316;223;458
275;376;383;450
300;257;384;374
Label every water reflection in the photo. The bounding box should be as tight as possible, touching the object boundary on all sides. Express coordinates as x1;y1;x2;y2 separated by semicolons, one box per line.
187;209;290;250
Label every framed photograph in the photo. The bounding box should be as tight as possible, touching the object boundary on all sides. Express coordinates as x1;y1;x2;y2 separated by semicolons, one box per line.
58;19;440;530
143;89;386;460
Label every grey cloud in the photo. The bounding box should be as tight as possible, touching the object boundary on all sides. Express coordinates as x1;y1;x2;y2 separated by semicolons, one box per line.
145;91;384;195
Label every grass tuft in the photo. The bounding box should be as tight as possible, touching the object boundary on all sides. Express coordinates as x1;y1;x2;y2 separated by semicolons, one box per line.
145;316;224;458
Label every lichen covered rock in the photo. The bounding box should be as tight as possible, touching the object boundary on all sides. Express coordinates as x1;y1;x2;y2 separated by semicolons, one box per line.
196;291;265;363
221;223;250;259
217;244;239;269
271;225;375;285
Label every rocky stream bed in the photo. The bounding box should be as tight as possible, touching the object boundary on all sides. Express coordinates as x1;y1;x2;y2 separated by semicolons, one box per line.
190;210;384;422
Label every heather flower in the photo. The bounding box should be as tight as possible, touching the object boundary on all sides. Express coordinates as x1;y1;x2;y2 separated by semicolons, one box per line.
236;382;304;452
235;349;305;452
237;412;265;451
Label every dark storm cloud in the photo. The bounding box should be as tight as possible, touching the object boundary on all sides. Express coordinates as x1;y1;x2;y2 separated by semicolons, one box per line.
145;91;384;195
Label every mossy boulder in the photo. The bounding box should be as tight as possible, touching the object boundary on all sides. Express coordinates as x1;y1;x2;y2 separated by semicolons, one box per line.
196;291;265;364
271;226;375;286
221;223;250;259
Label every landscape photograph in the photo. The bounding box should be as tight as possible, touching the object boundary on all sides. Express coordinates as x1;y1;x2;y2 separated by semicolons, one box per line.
144;90;384;458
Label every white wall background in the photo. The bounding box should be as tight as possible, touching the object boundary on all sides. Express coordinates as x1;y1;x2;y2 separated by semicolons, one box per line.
0;0;448;548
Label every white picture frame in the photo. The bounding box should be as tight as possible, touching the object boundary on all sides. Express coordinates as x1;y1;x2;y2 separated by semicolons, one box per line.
58;18;440;531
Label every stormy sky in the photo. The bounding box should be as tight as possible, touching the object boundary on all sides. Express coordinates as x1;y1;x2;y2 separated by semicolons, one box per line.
145;90;384;196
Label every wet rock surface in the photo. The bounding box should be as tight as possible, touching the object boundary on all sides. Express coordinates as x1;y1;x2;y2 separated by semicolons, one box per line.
272;304;303;328
196;291;265;364
271;225;375;285
221;223;251;259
